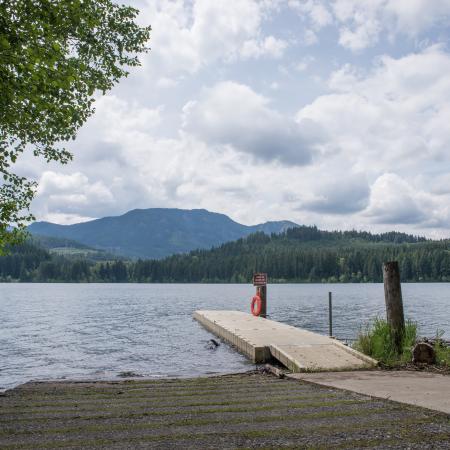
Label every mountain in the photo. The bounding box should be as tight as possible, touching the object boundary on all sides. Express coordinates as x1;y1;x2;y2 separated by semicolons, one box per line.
28;208;298;259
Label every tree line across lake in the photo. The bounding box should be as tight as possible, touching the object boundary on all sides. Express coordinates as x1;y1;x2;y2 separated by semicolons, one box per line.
1;226;449;283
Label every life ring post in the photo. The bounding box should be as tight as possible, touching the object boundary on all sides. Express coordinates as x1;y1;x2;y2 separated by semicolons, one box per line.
252;273;267;318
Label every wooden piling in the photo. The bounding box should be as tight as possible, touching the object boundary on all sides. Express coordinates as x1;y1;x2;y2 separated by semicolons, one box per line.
383;261;405;353
258;285;267;318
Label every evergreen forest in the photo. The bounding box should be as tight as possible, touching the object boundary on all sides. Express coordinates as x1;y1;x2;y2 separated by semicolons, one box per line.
1;226;449;283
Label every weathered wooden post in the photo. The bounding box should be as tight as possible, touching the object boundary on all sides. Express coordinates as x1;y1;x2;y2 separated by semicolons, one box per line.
258;285;267;318
383;261;405;353
328;291;333;337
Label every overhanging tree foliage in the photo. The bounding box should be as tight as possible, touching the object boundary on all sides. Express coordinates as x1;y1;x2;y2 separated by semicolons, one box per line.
0;0;150;252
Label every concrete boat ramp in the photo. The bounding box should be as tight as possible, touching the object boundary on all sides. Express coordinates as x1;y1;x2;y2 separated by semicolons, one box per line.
194;310;377;372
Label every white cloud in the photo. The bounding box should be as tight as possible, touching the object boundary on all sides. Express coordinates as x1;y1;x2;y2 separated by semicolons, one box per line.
34;171;115;222
303;29;318;46
41;213;95;225
295;55;315;72
269;81;280;90
363;173;450;229
298;46;450;167
289;0;450;50
429;173;450;196
182;81;324;165
295;46;450;229
156;77;179;88
92;95;163;141
287;1;332;46
338;20;381;52
384;0;450;34
302;173;370;214
139;0;285;78
240;36;288;60
289;0;333;29
364;173;426;224
332;0;450;51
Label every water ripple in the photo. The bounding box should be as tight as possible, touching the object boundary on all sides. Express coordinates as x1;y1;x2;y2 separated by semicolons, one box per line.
0;283;448;390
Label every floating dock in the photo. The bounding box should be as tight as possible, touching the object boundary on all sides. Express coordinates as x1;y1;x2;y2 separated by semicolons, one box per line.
194;310;377;372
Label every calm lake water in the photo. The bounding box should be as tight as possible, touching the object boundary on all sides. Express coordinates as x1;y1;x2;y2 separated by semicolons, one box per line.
1;283;449;391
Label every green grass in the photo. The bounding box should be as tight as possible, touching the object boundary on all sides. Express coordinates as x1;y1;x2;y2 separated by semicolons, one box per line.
355;318;450;368
433;330;450;367
354;318;417;365
435;344;450;367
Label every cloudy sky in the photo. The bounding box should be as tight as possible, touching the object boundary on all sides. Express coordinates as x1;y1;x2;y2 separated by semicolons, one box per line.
21;0;450;237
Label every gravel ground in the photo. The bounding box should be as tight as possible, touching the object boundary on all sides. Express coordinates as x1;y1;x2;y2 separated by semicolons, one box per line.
0;371;449;449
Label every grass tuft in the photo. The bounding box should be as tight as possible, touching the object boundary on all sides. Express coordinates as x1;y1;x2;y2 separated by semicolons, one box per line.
354;317;417;365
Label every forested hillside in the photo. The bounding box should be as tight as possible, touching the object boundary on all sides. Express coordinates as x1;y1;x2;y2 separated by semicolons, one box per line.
124;227;448;283
1;226;449;283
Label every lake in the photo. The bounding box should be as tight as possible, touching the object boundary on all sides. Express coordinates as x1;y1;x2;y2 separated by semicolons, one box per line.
1;283;449;391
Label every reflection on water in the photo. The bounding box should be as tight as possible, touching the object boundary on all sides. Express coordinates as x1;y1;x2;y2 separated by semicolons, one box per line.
0;283;448;390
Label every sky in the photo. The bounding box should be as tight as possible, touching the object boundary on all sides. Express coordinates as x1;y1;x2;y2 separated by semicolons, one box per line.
20;0;450;238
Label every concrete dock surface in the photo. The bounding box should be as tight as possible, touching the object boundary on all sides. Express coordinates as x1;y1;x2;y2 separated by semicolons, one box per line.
1;372;449;449
289;370;450;415
194;310;377;371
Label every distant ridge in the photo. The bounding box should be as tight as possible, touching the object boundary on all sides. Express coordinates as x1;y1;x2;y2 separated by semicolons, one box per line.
28;208;299;259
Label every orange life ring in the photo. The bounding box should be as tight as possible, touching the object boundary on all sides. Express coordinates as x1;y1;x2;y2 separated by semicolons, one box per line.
251;294;262;316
